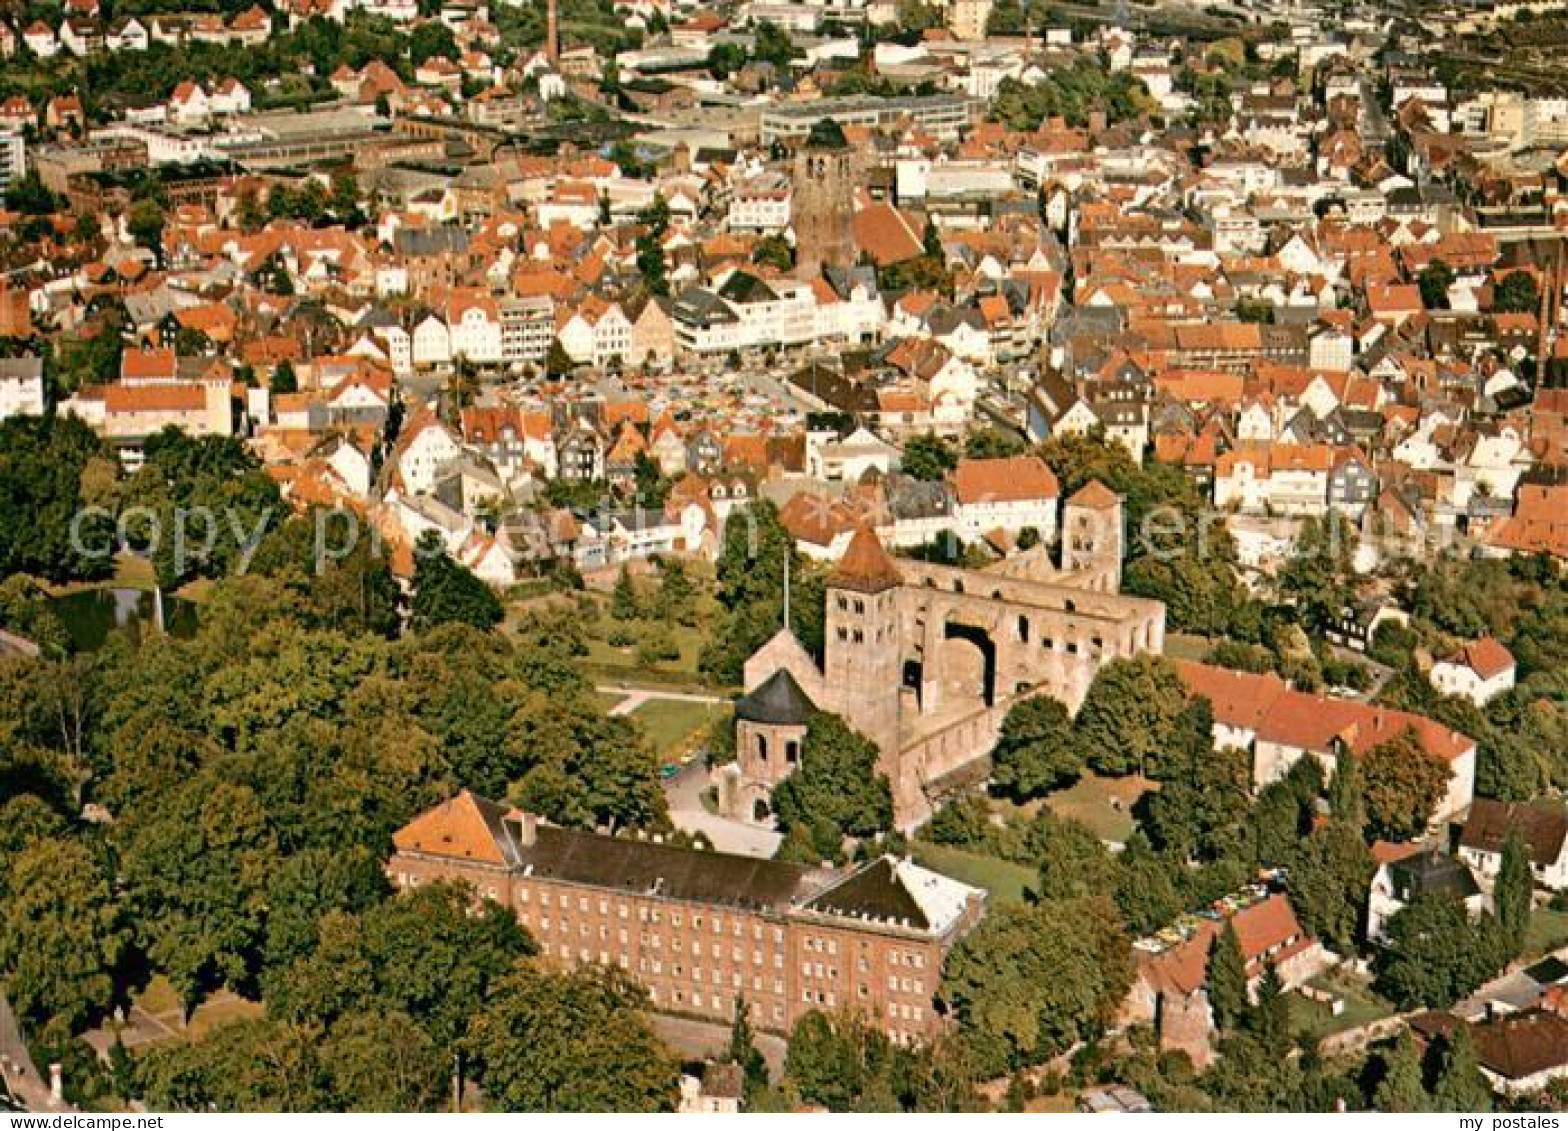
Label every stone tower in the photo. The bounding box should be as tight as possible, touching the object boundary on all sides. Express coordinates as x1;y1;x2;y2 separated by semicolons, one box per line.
1062;479;1124;592
791;119;856;281
822;525;903;754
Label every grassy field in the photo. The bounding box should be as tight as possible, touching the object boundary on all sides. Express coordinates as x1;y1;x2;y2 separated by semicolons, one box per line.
1290;967;1394;1042
1525;907;1568;958
630;698;723;760
1040;773;1152;845
911;842;1036;905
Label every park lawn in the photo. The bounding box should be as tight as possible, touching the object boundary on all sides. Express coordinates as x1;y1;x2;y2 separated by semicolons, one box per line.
911;842;1036;905
630;698;723;759
185;990;265;1041
47;555;158;596
1525;907;1568;958
1040;772;1152;845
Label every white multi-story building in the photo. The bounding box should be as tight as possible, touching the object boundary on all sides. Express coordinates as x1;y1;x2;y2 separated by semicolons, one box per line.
727;174;791;232
0;129;23;191
446;293;502;365
0;358;45;420
499;296;554;365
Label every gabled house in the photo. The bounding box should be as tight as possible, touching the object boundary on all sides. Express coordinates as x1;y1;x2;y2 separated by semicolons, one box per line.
1461;799;1568;893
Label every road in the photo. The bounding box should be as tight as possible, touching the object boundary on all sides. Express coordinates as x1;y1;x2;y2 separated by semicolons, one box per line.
1359;76;1392;146
0;992;70;1112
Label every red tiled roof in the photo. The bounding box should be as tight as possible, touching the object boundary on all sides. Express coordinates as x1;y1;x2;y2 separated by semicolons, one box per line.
952;455;1059;505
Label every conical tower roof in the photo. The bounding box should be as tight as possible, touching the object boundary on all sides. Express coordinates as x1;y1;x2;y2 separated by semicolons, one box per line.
827;525;902;594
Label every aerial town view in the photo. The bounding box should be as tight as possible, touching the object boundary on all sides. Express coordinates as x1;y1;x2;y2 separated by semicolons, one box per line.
0;0;1567;1116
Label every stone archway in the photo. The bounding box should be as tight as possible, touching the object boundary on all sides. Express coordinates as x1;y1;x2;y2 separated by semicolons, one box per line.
938;621;997;709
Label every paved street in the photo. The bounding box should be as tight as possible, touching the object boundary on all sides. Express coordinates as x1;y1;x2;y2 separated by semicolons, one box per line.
0;992;70;1112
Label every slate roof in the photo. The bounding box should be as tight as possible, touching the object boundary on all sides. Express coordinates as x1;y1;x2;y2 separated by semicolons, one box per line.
1386;849;1480;903
801;857;929;930
734;669;816;726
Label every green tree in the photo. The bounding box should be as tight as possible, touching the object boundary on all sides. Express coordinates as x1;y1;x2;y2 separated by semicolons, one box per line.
1073;655;1190;776
1373;1030;1427;1112
469;962;679;1111
752;233;794;272
1286;819;1373;955
116;774;278;1015
1362;727;1451;842
942;897;1131;1073
635;193;671;296
0;414;117;582
0;836;126;1029
1277;511;1357;635
409;21;458;65
771;713;892;861
128;198;167;260
699;500;818;683
320;1009;446;1111
990;695;1081;800
1492;270;1540;314
610;565;640;621
1206;921;1248;1033
1376;895;1499;1009
752;20;796;69
360;884;532;1082
1327;747;1366;834
1419;259;1456;310
410;531;504;632
1032;812;1117;900
901;432;957;481
706;42;747;78
271;359;299;394
1432;1025;1491;1112
1112;834;1183;934
1495;829;1532;962
727;995;769;1106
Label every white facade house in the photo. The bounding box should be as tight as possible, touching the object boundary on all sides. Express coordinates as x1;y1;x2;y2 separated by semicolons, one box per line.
1429;638;1516;706
949;455;1060;544
1459;799;1568;893
411;314;452;369
446;295;503;365
394;416;464;495
1366;848;1484;944
0;358;46;420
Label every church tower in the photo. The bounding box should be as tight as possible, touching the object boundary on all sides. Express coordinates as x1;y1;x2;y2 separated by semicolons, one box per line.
822;526;903;754
1062;479;1123;592
791;119;856;281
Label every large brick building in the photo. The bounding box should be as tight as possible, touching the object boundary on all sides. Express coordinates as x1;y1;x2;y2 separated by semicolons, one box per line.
388;791;986;1043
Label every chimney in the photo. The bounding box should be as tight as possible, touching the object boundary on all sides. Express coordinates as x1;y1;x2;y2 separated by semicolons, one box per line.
545;0;559;63
49;1062;62;1103
505;809;537;848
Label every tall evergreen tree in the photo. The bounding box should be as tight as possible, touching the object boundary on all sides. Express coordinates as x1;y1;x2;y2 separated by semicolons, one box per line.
410;531;504;632
726;995;768;1106
1327;748;1366;834
1372;1031;1427;1112
1495;829;1533;962
1206;922;1248;1033
1432;1026;1491;1112
1247;963;1290;1048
